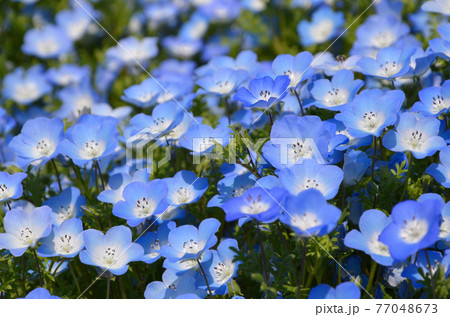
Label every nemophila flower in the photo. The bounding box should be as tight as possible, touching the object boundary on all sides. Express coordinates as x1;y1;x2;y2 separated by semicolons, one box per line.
342;150;371;186
411;80;450;116
427;146;450;188
121;78;163;108
422;0;450;15
197;68;247;96
80;225;144;275
439;202;450;241
0;171;27;203
280;189;341;237
308;282;360;299
0;206;52;256
311;70;364;111
105;36;158;68
344;209;395;266
335;89;405;138
159;218;220;271
196;50;260;77
234;75;290;109
297;6;344;47
22;25;73;59
137;221;176;264
37;218;84;258
351;14;410;57
357;46;416;80
55;80;99;119
179;124;232;155
9;117;64;167
0;107;16;135
98;169;150;204
129;102;184;140
314;54;362;77
58;114;119;166
144;269;206;299
429;24;450;60
407;47;436;77
46;64;90;86
402;250;448;288
379;199;442;261
271;52;314;87
112;180;168;227
199;239;241;295
22;288;61;299
164;170;208;207
222;186;286;222
162;36;203;60
262;115;348;169
276;159;343;199
55;5;99;41
208;172;256;208
2;65;52;105
383;112;446;159
43;187;85;226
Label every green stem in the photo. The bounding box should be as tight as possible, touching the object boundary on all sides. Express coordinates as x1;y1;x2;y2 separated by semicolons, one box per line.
293;88;305;116
51;159;62;193
94;160;106;191
400;152;413;201
69;261;81;294
256;224;269;286
197;258;213;296
106;276;111;299
366;260;378;297
32;250;44;287
297;239;306;299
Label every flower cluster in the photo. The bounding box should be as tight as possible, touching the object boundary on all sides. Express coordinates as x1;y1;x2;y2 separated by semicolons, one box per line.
1;0;450;300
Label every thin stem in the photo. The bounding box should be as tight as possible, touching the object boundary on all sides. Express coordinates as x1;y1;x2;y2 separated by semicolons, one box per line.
379;137;386;161
197;259;213;296
209;159;219;185
51;159;62;193
21;256;26;296
424;250;436;298
52;259;65;276
400;152;412;201
94;160;106;191
268;111;274;126
6;201;11;211
106;276;111;299
371;136;377;181
69;261;81;294
256;224;269;286
297;239;306;299
32;250;43;287
415;76;423;90
366;260;378;297
293;89;305;116
166;137;177;173
224;97;231;125
391;79;396;90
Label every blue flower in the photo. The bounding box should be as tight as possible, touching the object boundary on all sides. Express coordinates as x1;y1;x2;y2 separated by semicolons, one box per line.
112;180;168;227
79;225;144;275
55;80;99;119
234;75;290;109
137;221;176;264
46;64;90;86
335;89;405;138
129;101;185;140
105;36;158;68
439;202;450;241
344;209;395;266
22;25;73;59
411;79;450;116
277;159;343;199
199;239;241;295
280;189;341;237
422;0;450;16
402;250;448;288
159;218;220;271
379;199;442;261
22;288;61;299
357;46;416;80
55;5;100;41
0;206;52;256
9;117;64;167
179;124;232;155
144;269;206;299
297;6;345;47
162;36;202;60
429;24;450;60
0;171;27;203
121;78;163;108
197;68;247;96
272;52;314;87
37;218;84;258
208;172;256;208
98;169;150;204
311;70;364;111
222;186;286;222
383;112;446;159
164;170;208;207
2;65;52;105
262;115;348;168
342;150;372;186
58;114;119;166
308;282;360;299
43;187;85;226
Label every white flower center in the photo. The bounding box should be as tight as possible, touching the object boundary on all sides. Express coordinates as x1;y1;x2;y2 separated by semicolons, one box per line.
36;38;59;56
55;234;74;254
74;95;94;116
311;19;334;43
291;212;322;233
431;94;450;114
149;239;161;257
259;89;271;101
0;184;11;200
56;205;75;225
406;130;424;150
103;247;118;266
358;111;382;133
150;117;170;134
212;80;233;94
399;216;428;243
377;61;401;78
241;194;270;215
134;196;157;218
214;261;234;284
172;186;195;205
324;88;349;106
34;139;55;157
183;239;200;254
19;227;35;245
232;185;248;197
137;91;157;103
440;217;450;238
371;31;396;48
81;139;106;159
289;139;314;162
14;82;40;103
367;232;391;257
